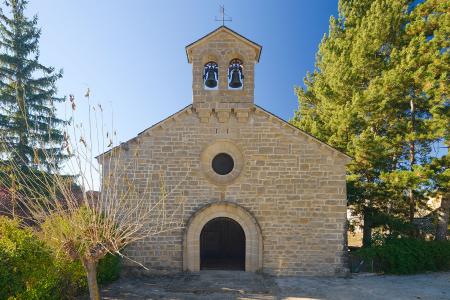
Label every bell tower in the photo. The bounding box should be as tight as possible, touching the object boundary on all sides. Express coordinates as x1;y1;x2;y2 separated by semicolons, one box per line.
185;26;262;122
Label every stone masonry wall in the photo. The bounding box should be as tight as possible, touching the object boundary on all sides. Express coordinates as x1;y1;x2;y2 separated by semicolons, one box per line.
189;30;257;111
101;106;349;276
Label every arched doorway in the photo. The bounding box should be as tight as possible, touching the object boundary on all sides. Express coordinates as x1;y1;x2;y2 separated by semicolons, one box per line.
183;202;263;272
200;217;245;270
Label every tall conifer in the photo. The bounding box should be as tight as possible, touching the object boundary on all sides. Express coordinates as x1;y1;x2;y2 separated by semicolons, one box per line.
292;0;448;245
0;0;66;171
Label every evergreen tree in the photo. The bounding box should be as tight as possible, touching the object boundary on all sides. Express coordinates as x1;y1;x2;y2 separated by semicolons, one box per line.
292;0;449;246
0;0;67;171
368;0;449;225
425;154;449;240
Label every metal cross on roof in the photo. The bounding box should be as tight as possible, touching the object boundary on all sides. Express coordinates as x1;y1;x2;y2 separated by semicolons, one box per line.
215;5;232;26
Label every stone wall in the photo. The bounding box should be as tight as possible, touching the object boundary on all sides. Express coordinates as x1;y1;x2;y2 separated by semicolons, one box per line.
188;30;257;110
100;105;349;276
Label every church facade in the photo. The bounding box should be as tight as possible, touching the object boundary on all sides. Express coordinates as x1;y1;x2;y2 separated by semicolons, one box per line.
98;26;351;276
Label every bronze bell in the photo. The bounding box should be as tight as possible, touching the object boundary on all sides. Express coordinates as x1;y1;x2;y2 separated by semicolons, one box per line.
229;68;242;88
204;68;218;88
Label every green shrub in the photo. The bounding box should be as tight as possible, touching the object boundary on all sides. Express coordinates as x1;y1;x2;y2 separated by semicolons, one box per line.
55;252;121;296
0;217;121;299
0;216;60;300
97;253;121;284
54;257;88;297
356;238;450;274
39;208;122;292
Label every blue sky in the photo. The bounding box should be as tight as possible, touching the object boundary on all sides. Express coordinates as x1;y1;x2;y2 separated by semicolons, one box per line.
26;1;338;146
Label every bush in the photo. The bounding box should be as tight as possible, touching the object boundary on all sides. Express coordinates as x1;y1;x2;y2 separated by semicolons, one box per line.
0;217;121;299
0;216;60;300
39;208;122;293
55;252;121;296
356;238;450;274
97;253;121;284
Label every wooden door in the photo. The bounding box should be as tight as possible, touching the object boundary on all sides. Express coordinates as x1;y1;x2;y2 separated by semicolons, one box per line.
200;217;245;270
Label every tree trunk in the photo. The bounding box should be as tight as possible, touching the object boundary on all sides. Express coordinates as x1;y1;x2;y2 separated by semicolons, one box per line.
408;188;415;224
15;78;30;165
436;196;449;241
82;258;100;300
362;207;373;247
409;99;416;224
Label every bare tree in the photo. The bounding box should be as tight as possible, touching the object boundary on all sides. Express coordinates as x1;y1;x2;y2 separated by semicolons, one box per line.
0;91;187;300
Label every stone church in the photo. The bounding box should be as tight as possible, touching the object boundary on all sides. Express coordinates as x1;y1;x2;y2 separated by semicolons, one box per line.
98;26;351;276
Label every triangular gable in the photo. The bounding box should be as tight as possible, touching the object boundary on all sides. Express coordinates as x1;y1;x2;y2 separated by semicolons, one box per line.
96;104;193;160
254;105;352;163
96;104;352;163
185;26;262;63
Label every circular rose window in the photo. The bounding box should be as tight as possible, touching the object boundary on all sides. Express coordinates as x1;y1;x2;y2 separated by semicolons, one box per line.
212;153;234;175
200;141;244;185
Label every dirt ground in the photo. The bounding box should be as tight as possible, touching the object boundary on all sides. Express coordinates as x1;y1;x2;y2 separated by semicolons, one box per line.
95;270;450;300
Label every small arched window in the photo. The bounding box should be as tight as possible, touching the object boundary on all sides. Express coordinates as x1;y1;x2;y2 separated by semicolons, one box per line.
228;59;243;89
203;61;218;89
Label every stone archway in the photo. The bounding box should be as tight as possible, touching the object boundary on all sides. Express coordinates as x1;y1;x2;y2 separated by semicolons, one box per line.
183;202;263;272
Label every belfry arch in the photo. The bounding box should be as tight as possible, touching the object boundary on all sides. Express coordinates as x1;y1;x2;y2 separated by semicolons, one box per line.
183;202;263;272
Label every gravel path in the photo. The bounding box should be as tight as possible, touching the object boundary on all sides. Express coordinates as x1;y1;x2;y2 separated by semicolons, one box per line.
277;272;450;300
95;271;450;299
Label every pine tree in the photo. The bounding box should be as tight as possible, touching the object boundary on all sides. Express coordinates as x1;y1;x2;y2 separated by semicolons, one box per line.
0;0;67;171
425;154;450;240
292;0;449;246
368;0;449;225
